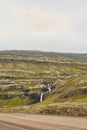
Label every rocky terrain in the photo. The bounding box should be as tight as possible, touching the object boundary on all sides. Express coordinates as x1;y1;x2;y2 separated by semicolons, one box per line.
0;50;87;116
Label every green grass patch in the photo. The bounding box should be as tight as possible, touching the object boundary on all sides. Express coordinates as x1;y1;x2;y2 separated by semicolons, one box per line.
73;94;87;101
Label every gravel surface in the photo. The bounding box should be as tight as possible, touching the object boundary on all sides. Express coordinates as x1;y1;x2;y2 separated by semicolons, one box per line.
0;122;25;130
0;114;87;130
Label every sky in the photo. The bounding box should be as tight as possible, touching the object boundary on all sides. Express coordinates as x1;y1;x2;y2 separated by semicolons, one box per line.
0;0;87;52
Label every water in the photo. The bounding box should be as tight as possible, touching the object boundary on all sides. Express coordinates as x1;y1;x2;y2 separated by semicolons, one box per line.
40;93;44;102
40;84;52;102
48;87;51;91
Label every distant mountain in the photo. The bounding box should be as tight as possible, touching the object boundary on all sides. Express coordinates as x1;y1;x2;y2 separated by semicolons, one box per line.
0;50;87;60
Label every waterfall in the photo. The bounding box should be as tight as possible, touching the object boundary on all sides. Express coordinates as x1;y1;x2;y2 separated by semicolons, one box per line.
40;84;52;102
48;84;51;91
40;93;44;102
48;87;51;91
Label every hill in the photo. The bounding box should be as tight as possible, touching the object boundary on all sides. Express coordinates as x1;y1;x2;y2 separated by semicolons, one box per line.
0;50;87;60
0;50;87;116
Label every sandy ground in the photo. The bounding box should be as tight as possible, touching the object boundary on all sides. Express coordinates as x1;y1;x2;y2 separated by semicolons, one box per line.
0;114;87;130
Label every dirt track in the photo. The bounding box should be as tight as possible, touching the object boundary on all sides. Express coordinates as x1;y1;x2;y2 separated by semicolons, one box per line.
0;114;87;130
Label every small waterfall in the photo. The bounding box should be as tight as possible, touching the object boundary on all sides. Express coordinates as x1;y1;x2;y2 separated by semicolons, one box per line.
48;87;51;91
40;93;44;102
40;84;52;102
48;84;51;91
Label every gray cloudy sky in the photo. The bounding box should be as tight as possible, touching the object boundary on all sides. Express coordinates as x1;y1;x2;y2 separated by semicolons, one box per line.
0;0;87;52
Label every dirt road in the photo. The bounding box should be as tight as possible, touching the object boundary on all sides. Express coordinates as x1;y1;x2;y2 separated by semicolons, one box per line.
0;114;87;130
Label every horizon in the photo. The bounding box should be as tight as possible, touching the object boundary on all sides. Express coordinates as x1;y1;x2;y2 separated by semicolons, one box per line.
0;0;87;53
0;49;87;54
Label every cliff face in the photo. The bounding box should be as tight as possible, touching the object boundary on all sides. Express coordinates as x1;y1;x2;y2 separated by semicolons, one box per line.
0;51;87;116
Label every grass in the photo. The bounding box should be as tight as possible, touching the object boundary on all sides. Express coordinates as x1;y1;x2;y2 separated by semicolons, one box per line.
73;94;87;101
0;97;29;107
0;52;87;116
6;97;29;107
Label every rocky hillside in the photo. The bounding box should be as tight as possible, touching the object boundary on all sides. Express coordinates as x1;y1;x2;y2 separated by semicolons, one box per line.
0;51;87;116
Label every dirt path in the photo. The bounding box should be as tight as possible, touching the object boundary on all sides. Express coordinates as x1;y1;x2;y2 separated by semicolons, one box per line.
0;114;87;130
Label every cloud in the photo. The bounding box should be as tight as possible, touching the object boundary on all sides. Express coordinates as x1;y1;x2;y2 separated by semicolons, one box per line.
22;9;69;33
0;0;87;52
20;9;80;45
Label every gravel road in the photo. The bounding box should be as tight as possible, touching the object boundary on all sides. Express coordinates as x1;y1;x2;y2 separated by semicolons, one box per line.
0;114;87;130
